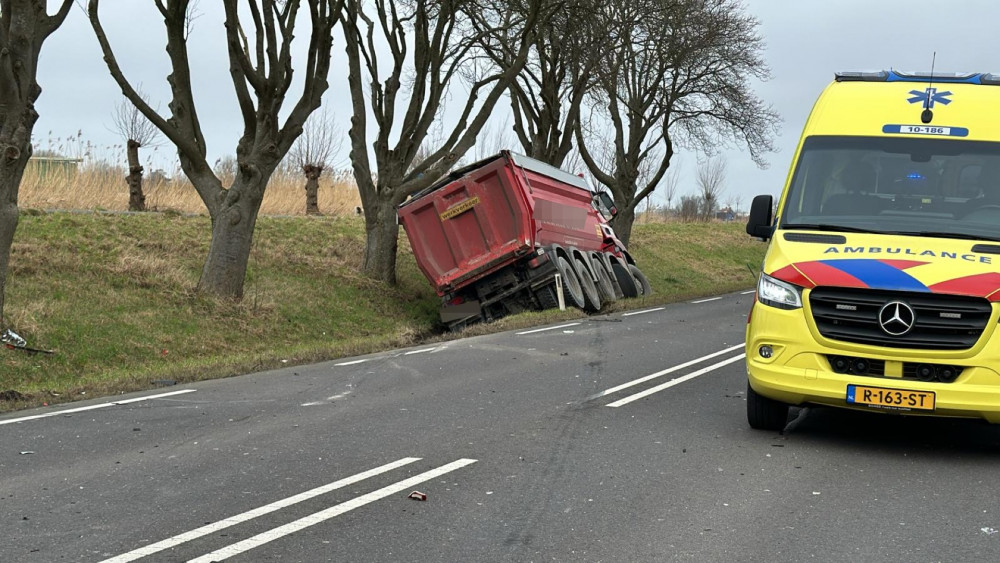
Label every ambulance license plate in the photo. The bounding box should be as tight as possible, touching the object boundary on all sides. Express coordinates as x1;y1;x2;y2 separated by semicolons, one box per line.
846;384;935;411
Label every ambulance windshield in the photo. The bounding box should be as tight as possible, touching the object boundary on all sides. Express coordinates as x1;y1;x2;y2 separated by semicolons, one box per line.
781;135;1000;241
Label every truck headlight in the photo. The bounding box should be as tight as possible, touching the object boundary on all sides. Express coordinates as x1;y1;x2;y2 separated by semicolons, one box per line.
757;273;802;310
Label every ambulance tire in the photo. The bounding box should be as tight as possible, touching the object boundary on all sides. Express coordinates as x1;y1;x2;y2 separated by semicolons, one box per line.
574;256;602;312
612;262;639;298
555;256;586;310
628;264;652;296
591;256;617;303
747;382;790;431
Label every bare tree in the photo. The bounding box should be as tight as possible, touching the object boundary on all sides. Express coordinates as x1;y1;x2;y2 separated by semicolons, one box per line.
111;95;161;211
341;0;550;284
497;0;607;167
575;0;778;245
661;164;680;215
289;106;341;215
696;156;726;220
89;0;341;298
0;0;74;333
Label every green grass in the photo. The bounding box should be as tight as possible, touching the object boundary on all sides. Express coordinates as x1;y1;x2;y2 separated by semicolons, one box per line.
1;213;763;412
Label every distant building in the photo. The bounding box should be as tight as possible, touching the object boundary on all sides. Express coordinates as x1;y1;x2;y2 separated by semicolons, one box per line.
716;206;736;222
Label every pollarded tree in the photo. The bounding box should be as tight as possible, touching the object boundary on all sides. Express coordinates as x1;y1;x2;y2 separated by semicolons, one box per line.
0;0;74;333
110;95;161;211
289;106;341;215
88;0;341;298
575;0;778;245
696;156;726;220
341;0;551;284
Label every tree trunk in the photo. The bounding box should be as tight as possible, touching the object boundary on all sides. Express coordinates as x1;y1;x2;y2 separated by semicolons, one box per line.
0;131;32;330
362;192;401;285
612;204;636;247
303;164;322;216
125;139;146;212
0;165;25;330
196;178;266;299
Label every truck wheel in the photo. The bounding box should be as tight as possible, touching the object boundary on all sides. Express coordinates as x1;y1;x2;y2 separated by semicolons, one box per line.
628;264;652;296
591;256;617;303
555;256;586;309
747;382;790;431
603;253;625;299
612;261;638;298
535;284;559;310
574;257;602;312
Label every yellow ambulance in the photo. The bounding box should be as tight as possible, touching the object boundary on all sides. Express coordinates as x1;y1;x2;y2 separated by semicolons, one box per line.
744;70;1000;429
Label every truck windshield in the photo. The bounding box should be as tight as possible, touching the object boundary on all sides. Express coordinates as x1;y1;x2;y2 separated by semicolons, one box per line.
780;135;1000;242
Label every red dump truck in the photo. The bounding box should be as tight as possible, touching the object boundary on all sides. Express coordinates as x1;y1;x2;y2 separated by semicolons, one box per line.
398;151;651;329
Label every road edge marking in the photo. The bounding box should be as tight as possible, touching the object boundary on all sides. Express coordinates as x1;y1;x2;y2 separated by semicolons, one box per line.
0;390;197;426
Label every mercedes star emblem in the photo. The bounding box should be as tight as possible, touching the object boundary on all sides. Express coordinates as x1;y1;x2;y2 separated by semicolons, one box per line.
878;301;916;336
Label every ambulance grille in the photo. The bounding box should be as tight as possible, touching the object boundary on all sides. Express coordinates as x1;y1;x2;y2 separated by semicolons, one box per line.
809;287;992;350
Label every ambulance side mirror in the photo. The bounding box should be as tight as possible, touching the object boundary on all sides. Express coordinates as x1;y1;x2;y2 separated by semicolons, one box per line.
746;194;774;240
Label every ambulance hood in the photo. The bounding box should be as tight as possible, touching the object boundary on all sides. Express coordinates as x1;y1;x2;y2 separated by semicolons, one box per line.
766;232;1000;301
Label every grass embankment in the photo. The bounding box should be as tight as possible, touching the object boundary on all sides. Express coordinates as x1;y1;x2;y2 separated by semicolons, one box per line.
1;214;764;412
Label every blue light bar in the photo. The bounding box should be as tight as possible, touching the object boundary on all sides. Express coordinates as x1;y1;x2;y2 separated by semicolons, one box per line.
835;70;1000;85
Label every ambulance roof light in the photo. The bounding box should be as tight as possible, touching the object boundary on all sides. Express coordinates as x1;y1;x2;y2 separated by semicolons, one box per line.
835;70;1000;85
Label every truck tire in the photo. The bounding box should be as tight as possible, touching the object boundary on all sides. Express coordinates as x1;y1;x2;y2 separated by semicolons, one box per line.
628;264;652;296
747;382;790;431
535;284;559;310
603;253;625;299
555;256;587;309
591;255;617;303
612;261;638;298
574;256;602;312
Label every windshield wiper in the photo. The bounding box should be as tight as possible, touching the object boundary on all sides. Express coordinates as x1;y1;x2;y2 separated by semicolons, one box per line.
782;223;882;234
894;231;1000;243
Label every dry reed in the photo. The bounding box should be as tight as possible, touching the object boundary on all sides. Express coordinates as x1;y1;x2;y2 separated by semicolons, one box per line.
18;162;362;217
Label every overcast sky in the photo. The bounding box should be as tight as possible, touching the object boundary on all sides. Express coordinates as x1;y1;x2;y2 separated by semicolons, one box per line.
32;0;1000;210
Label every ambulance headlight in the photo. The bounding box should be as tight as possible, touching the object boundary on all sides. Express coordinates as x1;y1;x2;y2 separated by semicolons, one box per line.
757;273;803;310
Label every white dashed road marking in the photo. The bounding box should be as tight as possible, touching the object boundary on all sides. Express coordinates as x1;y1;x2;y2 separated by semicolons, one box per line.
188;458;478;562
622;307;665;317
100;457;422;562
607;354;746;407
590;344;744;401
691;296;723;304
516;322;582;335
334;359;368;366
0;390;197;426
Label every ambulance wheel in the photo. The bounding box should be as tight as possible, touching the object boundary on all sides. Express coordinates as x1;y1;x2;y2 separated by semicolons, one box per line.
574;257;602;312
555;256;586;309
628;264;652;296
747;382;789;431
591;256;617;303
612;262;638;298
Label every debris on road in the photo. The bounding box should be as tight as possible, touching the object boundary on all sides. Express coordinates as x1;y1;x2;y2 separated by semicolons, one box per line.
982;527;998;536
19;451;35;455
408;491;427;501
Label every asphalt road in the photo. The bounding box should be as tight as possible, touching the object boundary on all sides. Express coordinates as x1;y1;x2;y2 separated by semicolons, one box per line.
3;290;1000;562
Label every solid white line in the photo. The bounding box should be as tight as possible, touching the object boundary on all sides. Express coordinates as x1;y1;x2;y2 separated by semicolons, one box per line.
691;296;723;304
189;459;478;562
607;354;746;407
622;307;665;317
740;290;756;295
516;322;581;335
99;457;422;563
404;348;436;355
334;359;368;366
591;344;744;400
0;390;197;426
